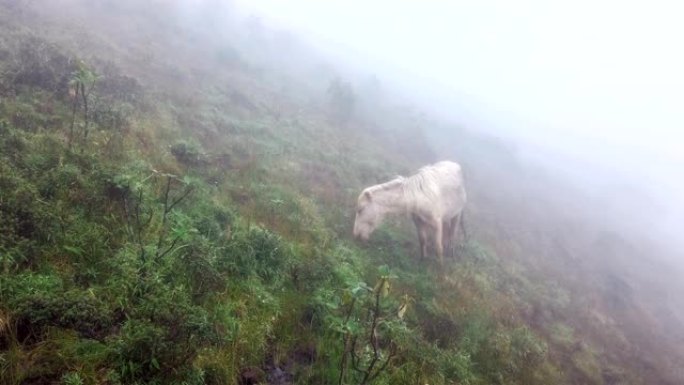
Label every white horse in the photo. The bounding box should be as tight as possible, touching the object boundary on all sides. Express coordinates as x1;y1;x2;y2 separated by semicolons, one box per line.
353;161;467;264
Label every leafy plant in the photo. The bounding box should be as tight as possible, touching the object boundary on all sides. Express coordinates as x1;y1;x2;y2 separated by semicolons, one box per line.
330;265;409;385
60;372;84;385
68;61;98;148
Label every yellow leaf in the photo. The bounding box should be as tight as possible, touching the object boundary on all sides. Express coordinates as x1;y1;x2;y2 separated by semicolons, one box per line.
397;303;407;320
373;279;382;293
382;279;390;297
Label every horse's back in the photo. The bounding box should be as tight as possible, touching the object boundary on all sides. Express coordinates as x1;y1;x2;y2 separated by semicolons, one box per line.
429;161;466;217
424;161;463;191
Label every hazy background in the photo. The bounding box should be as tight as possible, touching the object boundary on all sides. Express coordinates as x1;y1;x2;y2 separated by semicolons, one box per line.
2;0;682;381
234;0;684;258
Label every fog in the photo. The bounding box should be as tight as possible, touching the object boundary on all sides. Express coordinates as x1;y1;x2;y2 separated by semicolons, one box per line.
5;0;683;380
236;0;684;260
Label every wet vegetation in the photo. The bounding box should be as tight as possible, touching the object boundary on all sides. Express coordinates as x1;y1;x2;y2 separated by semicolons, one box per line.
1;1;682;385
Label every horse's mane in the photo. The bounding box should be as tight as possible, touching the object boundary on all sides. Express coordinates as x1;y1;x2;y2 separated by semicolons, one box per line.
364;162;460;213
402;165;443;205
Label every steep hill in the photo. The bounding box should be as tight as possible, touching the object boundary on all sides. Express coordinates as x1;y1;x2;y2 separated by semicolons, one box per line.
1;1;682;385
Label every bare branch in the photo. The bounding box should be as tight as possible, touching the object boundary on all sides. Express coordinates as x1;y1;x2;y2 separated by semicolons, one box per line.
157;236;180;261
368;344;397;382
349;337;368;376
167;185;194;213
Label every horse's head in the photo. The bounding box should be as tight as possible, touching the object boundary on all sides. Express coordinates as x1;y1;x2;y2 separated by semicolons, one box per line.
353;189;381;241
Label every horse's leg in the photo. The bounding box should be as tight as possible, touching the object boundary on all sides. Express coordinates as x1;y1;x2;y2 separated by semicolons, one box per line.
412;214;428;260
458;210;468;243
450;214;461;258
433;219;444;266
442;219;452;259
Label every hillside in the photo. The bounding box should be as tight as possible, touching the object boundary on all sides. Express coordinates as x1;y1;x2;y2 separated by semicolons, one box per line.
1;1;683;385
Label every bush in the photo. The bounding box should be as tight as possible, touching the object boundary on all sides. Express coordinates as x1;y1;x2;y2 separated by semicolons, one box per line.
0;166;56;270
170;140;207;167
219;226;293;284
2;35;76;96
7;285;114;341
111;286;224;384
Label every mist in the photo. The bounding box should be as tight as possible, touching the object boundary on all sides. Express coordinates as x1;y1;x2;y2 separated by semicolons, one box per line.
3;0;684;382
235;0;684;261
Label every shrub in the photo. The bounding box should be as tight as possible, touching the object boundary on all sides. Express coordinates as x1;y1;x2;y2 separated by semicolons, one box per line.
8;286;114;341
170;140;207;166
219;226;293;284
112;291;222;384
2;35;76;96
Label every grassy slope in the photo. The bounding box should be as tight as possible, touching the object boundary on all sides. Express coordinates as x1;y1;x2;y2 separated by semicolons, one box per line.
0;1;681;385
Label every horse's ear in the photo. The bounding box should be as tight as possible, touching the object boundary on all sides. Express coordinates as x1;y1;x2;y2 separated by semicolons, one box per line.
364;190;372;201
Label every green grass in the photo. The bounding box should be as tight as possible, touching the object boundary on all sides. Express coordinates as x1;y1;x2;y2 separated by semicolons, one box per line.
0;1;666;385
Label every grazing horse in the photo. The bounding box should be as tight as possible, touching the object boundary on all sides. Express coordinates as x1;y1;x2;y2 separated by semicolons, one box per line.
352;161;467;264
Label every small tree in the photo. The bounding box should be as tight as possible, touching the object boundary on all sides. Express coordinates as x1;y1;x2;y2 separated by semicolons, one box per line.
327;77;356;125
68;61;97;147
331;265;411;385
116;172;194;280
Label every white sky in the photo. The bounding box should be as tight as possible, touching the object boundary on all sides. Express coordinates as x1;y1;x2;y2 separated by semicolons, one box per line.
234;0;684;233
236;0;683;159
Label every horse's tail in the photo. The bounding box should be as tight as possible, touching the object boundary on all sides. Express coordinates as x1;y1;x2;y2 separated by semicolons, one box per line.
456;162;468;242
459;207;468;241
